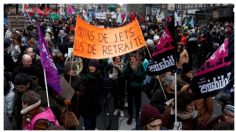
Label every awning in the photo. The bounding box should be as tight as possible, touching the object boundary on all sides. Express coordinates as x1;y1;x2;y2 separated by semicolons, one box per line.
25;7;48;16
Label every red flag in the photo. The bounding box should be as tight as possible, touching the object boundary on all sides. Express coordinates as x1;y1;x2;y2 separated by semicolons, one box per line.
24;4;28;11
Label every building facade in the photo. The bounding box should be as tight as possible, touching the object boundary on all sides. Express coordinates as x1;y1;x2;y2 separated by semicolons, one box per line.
175;4;234;25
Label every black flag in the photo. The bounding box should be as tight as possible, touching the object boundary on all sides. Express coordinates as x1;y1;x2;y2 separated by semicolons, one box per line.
190;33;234;99
146;15;176;75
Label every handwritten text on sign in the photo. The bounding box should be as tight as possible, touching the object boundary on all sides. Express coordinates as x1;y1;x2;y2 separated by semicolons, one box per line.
73;16;145;59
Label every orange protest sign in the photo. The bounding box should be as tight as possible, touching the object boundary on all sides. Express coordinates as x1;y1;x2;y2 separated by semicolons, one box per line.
73;16;146;59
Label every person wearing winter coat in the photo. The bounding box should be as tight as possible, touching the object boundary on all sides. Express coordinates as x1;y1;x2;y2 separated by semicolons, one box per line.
11;73;58;130
162;91;198;130
4;38;15;72
208;104;234;130
11;54;45;88
150;75;175;114
62;61;84;127
109;56;125;117
79;59;103;130
21;90;61;130
140;104;166;130
123;54;146;125
194;97;213;129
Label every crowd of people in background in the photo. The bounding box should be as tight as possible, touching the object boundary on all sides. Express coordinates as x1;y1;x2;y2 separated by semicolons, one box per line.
4;7;234;130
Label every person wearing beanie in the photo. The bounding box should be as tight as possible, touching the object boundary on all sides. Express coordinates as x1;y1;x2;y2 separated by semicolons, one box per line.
207;104;234;130
11;73;58;130
221;105;234;124
21;90;61;130
140;104;164;130
79;59;103;130
87;59;99;69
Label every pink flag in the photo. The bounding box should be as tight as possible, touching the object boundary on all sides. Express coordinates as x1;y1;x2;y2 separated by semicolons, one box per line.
152;28;174;57
67;6;74;16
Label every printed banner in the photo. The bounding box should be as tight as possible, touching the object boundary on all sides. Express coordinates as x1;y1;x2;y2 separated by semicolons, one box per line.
38;25;62;94
190;36;234;98
8;16;27;30
146;28;176;75
73;16;145;59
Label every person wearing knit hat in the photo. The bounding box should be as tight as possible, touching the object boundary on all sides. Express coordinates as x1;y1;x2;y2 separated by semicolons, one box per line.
222;105;234;122
79;59;103;130
141;104;164;130
87;59;99;73
209;104;234;130
21;90;61;130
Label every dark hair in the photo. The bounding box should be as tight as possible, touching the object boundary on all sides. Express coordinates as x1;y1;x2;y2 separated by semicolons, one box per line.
112;56;121;62
177;91;194;112
14;73;30;85
129;53;138;59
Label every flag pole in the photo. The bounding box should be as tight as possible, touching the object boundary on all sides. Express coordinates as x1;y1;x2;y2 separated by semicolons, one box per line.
157;76;167;100
174;72;177;123
43;68;50;108
145;44;153;60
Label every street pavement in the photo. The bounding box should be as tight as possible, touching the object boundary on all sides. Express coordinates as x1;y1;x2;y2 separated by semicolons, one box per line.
78;91;150;130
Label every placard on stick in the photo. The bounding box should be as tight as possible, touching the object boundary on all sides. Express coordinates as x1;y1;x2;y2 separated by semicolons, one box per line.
8;16;27;30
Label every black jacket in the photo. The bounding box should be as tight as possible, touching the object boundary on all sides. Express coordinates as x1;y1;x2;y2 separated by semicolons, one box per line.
79;71;103;117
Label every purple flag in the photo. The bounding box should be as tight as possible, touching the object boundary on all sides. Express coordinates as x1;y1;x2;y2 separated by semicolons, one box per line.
38;25;61;94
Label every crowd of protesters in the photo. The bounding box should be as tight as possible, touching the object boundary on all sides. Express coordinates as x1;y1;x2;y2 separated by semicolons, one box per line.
4;7;234;130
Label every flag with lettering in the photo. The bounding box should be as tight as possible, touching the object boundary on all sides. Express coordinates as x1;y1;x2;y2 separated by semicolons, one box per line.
146;28;176;75
190;33;234;99
38;24;61;94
